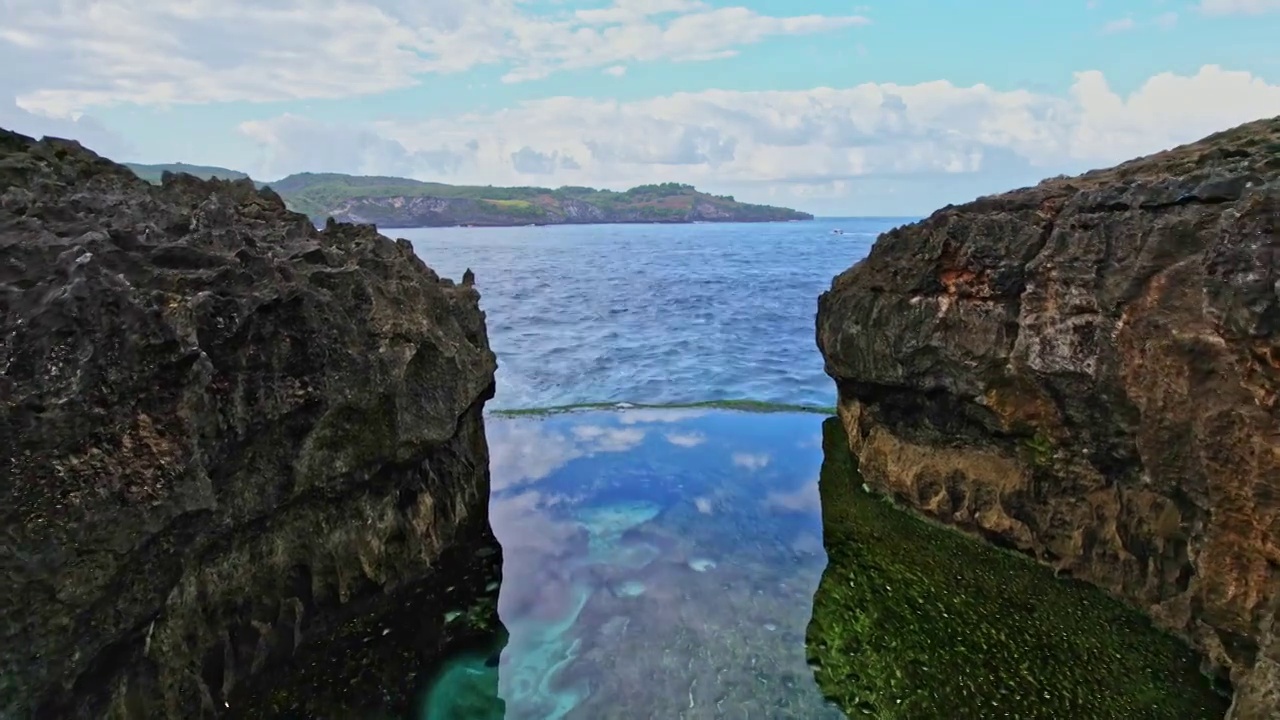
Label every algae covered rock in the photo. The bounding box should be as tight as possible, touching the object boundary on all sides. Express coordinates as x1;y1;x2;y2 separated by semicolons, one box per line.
816;116;1280;717
0;128;498;717
807;418;1229;719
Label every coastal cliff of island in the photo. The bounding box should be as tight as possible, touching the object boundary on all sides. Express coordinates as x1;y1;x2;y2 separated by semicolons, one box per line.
125;164;813;227
0;129;502;717
816;116;1280;718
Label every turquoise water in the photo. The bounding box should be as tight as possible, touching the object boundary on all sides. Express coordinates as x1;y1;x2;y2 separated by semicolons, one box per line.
423;409;843;719
402;219;901;411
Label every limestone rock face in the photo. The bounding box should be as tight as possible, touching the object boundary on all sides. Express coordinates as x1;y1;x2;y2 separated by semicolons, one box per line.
0;129;498;717
816;117;1280;718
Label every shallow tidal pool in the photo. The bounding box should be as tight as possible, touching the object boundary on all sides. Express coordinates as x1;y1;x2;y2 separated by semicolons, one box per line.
436;408;841;719
418;409;1229;720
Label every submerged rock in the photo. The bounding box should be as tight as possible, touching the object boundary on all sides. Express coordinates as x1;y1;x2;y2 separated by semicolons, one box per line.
816;116;1280;717
418;645;505;720
0;129;498;717
688;558;717;572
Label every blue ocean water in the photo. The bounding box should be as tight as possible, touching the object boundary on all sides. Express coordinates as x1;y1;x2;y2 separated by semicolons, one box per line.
403;219;905;411
400;219;894;717
380;219;1226;719
432;409;844;719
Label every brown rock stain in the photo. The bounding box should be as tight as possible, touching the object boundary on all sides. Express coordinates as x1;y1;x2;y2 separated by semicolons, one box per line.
981;376;1064;437
839;397;1036;550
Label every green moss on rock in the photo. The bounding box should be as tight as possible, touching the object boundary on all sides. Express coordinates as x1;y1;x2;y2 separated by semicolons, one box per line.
1019;430;1056;467
806;418;1230;720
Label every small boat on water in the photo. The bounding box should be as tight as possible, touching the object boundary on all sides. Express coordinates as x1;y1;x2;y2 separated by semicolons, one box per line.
831;229;844;235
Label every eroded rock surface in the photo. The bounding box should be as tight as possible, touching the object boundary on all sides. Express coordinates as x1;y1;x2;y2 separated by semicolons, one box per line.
0;129;498;717
816;117;1280;718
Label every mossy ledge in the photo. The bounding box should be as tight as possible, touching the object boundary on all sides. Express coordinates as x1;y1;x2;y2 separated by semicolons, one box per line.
0;128;500;717
816;115;1280;718
808;418;1230;719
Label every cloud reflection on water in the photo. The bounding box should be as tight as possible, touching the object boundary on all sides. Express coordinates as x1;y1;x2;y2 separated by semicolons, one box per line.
663;431;706;447
484;409;843;718
731;451;772;470
763;474;823;514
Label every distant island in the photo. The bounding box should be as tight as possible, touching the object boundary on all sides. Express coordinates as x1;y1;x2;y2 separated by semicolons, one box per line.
124;163;813;227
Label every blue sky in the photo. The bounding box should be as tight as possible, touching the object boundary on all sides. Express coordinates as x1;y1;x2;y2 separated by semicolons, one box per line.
3;0;1279;215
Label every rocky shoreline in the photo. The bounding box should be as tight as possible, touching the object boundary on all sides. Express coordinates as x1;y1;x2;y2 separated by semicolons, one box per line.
0;129;500;717
303;193;812;228
5;113;1278;719
817;116;1280;718
121;165;814;227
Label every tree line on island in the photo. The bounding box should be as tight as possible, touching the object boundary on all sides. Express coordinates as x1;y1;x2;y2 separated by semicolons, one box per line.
125;163;813;227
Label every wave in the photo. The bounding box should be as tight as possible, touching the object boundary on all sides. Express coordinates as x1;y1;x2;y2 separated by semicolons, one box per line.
489;399;836;417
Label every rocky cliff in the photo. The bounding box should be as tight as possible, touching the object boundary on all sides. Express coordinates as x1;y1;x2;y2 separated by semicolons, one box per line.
0;129;499;717
816;116;1280;718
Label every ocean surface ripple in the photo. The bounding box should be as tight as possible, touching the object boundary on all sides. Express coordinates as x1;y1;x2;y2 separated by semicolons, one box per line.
403;218;905;411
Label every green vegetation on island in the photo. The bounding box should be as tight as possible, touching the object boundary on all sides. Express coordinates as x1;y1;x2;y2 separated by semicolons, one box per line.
124;162;250;183
123;164;813;226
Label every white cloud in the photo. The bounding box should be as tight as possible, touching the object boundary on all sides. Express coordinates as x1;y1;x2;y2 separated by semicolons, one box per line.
1101;11;1178;31
488;421;582;491
604;65;627;76
570;424;646;452
732;452;771;470
0;0;867;116
763;481;821;514
664;432;706;447
0;98;133;159
576;0;707;24
487;418;645;491
617;408;708;424
1100;17;1136;32
231;65;1280;210
1199;0;1280;14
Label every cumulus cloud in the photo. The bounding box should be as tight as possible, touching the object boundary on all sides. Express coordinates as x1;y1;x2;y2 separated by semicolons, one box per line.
488;418;646;491
0;19;132;155
510;146;580;174
5;2;1277;215
570;424;646;452
1199;0;1280;14
665;432;706;448
239;112;470;179
617;408;708;424
732;452;771;470
488;421;582;491
763;481;821;514
1100;17;1136;32
0;0;866;115
1101;11;1178;31
226;65;1280;205
0;98;133;159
